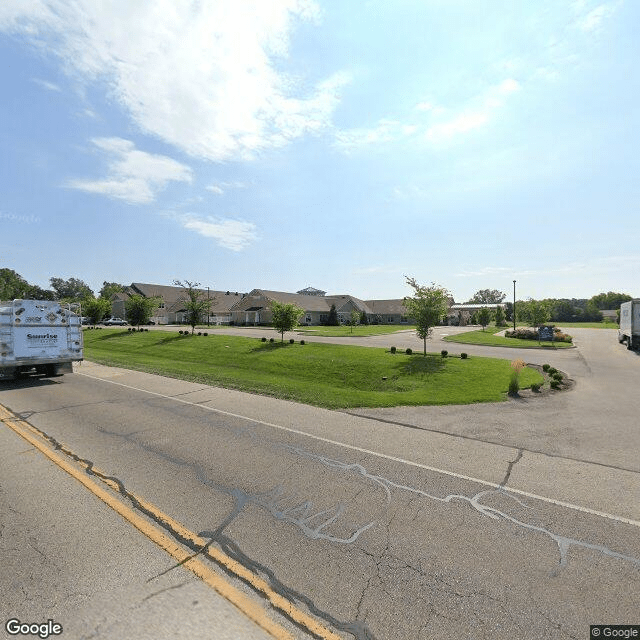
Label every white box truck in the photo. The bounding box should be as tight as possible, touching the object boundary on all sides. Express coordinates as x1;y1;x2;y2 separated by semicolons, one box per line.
0;299;83;380
618;299;640;350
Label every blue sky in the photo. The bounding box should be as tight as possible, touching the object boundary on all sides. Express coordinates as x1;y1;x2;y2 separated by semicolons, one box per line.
1;0;638;302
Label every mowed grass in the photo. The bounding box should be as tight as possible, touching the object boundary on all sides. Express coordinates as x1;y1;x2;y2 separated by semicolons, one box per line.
296;324;410;337
83;329;542;409
553;321;618;329
444;326;573;349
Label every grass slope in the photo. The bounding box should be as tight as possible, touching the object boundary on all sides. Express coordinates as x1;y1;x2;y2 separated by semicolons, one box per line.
83;329;542;409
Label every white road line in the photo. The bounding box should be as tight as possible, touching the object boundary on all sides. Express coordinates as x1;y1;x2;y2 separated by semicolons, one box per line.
76;371;640;528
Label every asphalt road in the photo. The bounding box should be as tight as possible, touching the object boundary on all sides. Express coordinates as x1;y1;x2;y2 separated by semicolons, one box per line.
1;328;639;639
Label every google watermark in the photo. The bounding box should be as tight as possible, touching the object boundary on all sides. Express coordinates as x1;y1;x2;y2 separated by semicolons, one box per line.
5;619;63;639
591;626;640;639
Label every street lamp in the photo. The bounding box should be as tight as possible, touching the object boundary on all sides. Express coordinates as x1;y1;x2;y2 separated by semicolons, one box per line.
207;286;210;327
513;280;516;331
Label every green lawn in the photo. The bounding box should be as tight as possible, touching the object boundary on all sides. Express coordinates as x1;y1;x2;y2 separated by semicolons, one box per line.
83;329;542;409
444;326;573;349
296;324;410;337
552;322;618;329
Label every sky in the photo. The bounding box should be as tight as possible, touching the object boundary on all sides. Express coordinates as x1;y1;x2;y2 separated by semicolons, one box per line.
1;0;639;303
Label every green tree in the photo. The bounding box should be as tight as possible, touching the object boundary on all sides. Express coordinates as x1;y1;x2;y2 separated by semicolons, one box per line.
403;276;450;356
518;299;551;328
327;304;339;326
494;305;506;327
173;280;211;334
270;300;304;342
83;297;112;325
589;291;633;310
476;307;492;331
99;281;126;300
348;309;360;333
125;294;161;326
359;310;369;325
467;289;506;304
0;269;32;299
50;276;93;301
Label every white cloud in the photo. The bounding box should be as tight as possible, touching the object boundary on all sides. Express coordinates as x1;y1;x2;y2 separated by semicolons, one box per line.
0;0;347;161
66;137;192;204
336;78;521;151
32;78;61;92
178;214;258;251
206;181;247;195
576;3;617;32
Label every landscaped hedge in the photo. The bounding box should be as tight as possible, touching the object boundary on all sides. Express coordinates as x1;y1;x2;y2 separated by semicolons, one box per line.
505;327;572;343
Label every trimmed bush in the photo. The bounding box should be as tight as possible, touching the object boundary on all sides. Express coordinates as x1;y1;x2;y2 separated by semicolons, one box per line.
203;332;208;336
542;363;550;372
405;348;412;355
178;330;183;335
441;350;448;358
197;332;202;336
269;338;275;343
550;380;561;390
390;346;397;354
552;372;563;381
547;367;558;375
290;338;295;344
531;382;542;392
461;353;468;359
261;337;267;342
300;340;305;345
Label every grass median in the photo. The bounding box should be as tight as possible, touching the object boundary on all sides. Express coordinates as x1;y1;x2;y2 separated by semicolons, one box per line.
443;327;574;349
296;324;410;337
83;329;543;409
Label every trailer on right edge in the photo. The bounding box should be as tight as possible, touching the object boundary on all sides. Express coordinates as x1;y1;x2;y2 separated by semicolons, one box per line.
618;299;640;350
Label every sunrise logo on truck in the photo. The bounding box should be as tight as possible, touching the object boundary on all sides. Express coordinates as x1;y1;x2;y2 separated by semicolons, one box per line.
26;333;59;348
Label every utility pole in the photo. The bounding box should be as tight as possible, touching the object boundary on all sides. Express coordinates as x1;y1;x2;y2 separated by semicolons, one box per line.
513;280;516;331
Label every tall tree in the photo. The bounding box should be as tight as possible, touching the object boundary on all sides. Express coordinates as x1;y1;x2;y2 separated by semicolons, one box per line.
270;300;304;342
403;277;450;356
173;280;212;334
327;304;339;326
99;281;126;300
83;297;112;325
0;269;31;299
359;310;369;325
494;305;506;327
476;307;492;331
518;299;551;328
50;276;93;301
467;289;506;304
589;291;633;310
125;294;161;326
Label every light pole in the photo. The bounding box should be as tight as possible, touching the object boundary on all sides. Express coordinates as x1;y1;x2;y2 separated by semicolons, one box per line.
207;286;210;327
513;280;516;331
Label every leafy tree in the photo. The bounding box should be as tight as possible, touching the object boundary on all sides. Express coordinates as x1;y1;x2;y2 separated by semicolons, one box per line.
327;304;339;326
476;307;492;331
494;305;506;327
403;276;450;356
1;269;31;299
348;309;360;333
270;300;304;342
50;276;93;301
518;299;551;328
359;310;369;325
99;281;126;300
83;297;111;325
504;301;514;322
467;289;506;304
173;280;212;334
589;291;633;310
125;294;161;326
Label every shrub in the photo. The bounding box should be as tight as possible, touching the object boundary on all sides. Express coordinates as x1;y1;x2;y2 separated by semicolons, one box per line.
261;337;267;342
441;350;448;358
550;380;560;390
547;367;557;375
531;382;542;392
300;340;305;345
542;364;550;372
461;353;468;359
178;330;183;335
197;332;202;336
269;338;275;343
289;338;295;344
552;372;563;381
405;348;412;355
508;375;520;395
390;346;396;354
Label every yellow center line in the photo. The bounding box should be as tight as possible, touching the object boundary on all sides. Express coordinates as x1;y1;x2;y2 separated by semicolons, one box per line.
0;404;342;640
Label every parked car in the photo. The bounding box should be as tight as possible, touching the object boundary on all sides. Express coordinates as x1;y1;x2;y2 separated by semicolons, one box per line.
103;317;128;326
